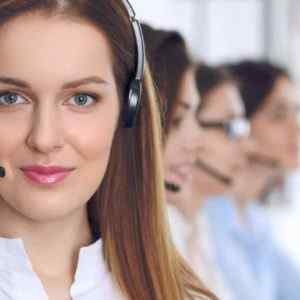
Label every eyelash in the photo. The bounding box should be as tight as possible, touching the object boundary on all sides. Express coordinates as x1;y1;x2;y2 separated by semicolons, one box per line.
0;90;101;108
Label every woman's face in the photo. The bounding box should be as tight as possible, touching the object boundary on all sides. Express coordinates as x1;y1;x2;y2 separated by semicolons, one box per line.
164;67;202;201
196;83;247;197
0;14;120;222
251;76;299;171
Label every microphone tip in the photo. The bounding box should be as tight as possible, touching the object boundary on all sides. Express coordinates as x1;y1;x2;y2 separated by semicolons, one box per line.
165;181;181;193
0;166;6;178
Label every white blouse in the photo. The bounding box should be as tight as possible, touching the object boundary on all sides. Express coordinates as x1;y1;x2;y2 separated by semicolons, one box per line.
0;237;124;299
167;204;233;300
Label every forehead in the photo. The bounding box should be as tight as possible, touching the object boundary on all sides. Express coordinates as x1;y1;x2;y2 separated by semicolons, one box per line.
200;83;245;119
0;13;115;89
264;76;298;108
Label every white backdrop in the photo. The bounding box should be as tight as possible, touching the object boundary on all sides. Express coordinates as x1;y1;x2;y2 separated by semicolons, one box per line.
131;0;267;64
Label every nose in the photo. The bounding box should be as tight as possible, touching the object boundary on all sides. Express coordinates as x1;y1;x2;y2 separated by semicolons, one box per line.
26;103;64;154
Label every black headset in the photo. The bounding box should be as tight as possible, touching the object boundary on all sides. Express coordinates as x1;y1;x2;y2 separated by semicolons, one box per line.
122;0;145;128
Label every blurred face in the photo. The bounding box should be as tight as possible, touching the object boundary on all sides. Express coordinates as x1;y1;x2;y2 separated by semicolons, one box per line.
196;82;246;197
251;76;299;171
164;67;202;202
0;14;119;222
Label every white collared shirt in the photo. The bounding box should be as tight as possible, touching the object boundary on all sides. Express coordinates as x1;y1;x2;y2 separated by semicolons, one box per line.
167;204;233;300
0;237;125;299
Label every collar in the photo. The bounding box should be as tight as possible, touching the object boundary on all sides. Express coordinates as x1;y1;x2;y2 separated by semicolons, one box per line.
0;236;106;295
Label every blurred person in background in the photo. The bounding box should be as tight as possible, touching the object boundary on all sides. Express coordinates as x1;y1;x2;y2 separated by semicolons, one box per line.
185;63;250;300
144;23;238;298
142;23;218;300
230;60;299;206
194;64;249;200
203;60;300;300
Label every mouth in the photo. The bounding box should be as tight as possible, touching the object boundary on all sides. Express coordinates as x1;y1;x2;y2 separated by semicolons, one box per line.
164;163;193;194
165;180;181;193
165;165;190;187
20;165;75;186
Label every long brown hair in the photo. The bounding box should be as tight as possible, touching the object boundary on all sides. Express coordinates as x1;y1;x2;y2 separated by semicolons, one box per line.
142;23;191;135
0;1;215;299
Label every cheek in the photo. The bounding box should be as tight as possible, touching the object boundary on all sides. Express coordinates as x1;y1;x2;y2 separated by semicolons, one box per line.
195;171;227;198
0;112;30;158
66;109;118;190
204;133;231;161
164;134;178;167
69;117;116;160
253;122;283;153
0;106;119;222
252;118;278;148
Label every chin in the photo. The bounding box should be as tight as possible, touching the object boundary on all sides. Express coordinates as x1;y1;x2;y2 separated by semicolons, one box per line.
165;191;181;205
8;193;85;223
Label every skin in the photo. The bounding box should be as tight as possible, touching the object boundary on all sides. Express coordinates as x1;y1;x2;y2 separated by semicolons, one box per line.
233;76;300;209
164;67;204;219
165;79;246;276
0;13;119;299
193;82;248;204
250;76;300;170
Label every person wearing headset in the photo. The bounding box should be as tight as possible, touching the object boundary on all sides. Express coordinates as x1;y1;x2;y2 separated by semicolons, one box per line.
0;1;213;299
229;60;299;203
193;64;250;200
203;60;300;300
142;24;218;300
176;63;250;300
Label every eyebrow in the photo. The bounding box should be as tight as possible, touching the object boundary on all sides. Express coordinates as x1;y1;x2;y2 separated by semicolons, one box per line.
0;76;109;90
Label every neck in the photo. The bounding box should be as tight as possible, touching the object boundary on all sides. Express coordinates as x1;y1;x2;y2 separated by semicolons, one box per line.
0;199;93;279
225;190;249;223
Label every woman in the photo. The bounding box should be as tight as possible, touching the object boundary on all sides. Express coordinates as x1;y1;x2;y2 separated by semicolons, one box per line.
204;60;300;300
0;1;211;299
192;63;250;203
142;24;219;300
230;60;299;202
178;63;250;300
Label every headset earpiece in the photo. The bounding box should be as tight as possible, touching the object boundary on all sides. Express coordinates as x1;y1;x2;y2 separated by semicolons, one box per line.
121;0;145;128
123;79;142;128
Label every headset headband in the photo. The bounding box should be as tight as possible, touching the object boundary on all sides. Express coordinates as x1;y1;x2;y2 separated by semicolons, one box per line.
122;0;145;81
121;0;145;127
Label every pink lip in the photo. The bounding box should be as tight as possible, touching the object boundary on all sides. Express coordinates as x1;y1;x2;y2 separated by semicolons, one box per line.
20;165;75;185
166;166;191;186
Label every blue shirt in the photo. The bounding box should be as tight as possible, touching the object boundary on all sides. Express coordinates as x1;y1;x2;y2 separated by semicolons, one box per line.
203;195;300;300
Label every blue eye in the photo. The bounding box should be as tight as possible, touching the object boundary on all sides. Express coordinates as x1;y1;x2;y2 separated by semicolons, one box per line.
70;93;99;107
0;92;25;105
0;91;99;108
